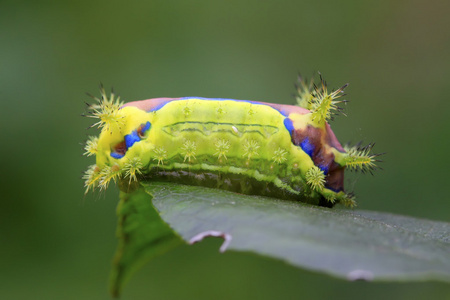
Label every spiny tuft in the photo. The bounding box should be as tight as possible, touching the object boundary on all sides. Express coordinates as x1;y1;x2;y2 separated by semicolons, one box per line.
85;84;125;133
272;147;288;164
340;193;357;208
153;146;168;166
214;139;230;160
324;193;336;204
83;136;99;157
242;139;260;160
123;157;144;183
343;143;381;174
310;74;348;125
305;166;326;191
99;164;122;190
83;165;102;194
295;73;348;125
181;139;197;162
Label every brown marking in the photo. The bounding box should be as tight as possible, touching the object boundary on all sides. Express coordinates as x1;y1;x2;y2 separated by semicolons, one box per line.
113;141;127;156
326;161;344;192
137;122;148;138
292;125;345;192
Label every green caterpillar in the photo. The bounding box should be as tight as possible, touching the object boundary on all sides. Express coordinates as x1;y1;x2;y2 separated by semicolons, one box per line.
83;75;379;207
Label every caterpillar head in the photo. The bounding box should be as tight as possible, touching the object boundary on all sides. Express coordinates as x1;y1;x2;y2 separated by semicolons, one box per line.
83;90;152;192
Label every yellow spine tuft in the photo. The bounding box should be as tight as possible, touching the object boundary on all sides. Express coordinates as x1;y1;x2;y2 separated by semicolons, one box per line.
295;73;348;125
305;166;325;192
340;193;357;208
99;164;122;190
343;143;380;174
272;147;288;164
123;157;144;184
214;139;230;161
242;139;260;160
153;146;168;166
324;193;336;204
83;136;99;157
310;75;348;125
181;140;197;162
83;164;102;194
86;85;125;133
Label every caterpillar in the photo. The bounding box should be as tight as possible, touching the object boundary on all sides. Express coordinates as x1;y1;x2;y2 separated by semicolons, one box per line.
83;74;380;207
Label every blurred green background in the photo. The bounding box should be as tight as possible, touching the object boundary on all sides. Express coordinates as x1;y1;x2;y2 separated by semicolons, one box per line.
1;0;449;299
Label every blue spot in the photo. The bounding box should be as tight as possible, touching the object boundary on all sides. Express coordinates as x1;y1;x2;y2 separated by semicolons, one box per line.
142;121;151;132
125;131;140;149
283;118;294;135
318;164;329;175
300;137;315;157
110;152;124;159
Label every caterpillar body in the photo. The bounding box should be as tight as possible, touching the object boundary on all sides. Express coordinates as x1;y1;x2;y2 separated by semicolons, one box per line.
83;76;380;207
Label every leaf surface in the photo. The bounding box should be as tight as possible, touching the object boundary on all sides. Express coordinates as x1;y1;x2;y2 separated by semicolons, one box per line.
144;182;450;282
111;181;450;296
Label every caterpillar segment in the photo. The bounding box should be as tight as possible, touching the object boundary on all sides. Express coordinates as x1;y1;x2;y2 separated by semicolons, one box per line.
83;77;379;207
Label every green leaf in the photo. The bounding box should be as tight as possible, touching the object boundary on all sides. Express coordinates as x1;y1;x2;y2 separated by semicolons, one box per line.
143;182;450;282
110;186;183;297
111;181;450;296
